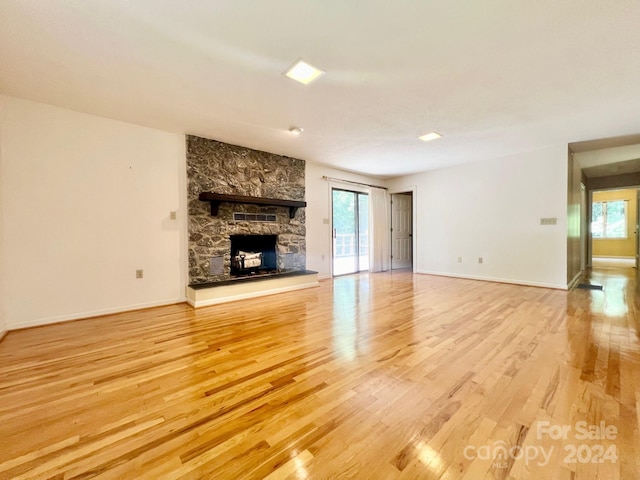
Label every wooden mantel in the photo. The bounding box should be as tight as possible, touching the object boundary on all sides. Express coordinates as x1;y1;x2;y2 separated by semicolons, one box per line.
198;192;307;219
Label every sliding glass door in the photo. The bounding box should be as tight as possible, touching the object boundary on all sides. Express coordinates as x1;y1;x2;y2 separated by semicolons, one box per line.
332;189;369;275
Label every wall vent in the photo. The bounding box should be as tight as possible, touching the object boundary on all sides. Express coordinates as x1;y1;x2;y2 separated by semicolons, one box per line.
209;256;224;275
284;253;295;270
233;212;277;222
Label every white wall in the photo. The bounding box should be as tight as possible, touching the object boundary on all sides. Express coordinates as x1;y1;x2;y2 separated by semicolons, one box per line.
305;161;386;279
0;95;187;329
387;146;568;288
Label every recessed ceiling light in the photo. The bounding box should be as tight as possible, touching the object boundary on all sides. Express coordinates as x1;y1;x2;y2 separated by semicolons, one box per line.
288;126;304;135
418;132;443;142
284;59;325;85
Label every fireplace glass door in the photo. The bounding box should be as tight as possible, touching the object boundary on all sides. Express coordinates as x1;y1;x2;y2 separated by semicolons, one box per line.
332;189;369;276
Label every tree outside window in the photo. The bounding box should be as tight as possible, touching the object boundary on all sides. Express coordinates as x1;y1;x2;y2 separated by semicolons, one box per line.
591;200;627;238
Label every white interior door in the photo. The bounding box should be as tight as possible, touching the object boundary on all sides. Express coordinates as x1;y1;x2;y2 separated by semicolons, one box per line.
391;193;412;269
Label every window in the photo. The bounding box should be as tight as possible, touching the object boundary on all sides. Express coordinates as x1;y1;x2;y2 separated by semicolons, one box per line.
591;200;627;238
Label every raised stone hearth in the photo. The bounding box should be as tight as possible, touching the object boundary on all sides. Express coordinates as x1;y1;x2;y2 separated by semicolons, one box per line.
187;135;307;287
186;270;319;307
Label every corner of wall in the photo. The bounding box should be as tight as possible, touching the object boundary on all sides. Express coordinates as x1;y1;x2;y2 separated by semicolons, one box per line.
177;134;189;300
0;95;7;336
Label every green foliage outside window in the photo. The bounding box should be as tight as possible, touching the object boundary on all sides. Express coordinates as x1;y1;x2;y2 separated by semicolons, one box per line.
591;200;627;238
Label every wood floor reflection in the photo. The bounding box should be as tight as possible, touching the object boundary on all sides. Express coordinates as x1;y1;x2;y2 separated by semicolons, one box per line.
0;269;638;479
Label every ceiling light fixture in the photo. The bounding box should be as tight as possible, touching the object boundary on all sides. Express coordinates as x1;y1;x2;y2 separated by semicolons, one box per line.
288;126;304;135
284;59;325;85
418;132;443;142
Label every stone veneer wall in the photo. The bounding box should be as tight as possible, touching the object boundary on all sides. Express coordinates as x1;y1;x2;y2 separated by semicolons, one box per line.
187;135;306;284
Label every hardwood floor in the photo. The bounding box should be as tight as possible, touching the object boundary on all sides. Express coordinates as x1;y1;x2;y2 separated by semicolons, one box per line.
0;269;638;479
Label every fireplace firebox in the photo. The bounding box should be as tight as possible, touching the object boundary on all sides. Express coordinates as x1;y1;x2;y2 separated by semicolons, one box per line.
230;234;278;276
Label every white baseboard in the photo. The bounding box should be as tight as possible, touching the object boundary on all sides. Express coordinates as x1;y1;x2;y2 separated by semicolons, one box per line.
415;270;567;290
7;297;186;331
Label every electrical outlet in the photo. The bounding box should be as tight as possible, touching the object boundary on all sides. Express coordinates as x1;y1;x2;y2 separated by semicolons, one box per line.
321;254;325;261
457;256;462;263
540;217;557;225
136;269;143;279
170;211;177;220
478;257;483;264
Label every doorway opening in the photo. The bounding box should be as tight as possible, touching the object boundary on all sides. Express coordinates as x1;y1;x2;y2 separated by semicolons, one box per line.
588;187;639;270
391;192;413;270
332;189;369;276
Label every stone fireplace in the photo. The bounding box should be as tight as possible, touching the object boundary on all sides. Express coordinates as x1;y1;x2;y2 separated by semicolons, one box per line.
187;135;306;285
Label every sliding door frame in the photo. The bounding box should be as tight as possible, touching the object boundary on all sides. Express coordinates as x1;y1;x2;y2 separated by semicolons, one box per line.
329;183;370;277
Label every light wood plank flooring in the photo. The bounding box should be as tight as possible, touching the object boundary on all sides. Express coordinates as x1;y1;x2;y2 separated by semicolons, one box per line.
0;269;638;479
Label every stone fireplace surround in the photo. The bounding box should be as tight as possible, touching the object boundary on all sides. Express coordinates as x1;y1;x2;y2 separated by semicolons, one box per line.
187;135;308;286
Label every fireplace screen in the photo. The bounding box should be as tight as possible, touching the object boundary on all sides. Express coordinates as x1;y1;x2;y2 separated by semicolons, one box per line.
230;234;277;276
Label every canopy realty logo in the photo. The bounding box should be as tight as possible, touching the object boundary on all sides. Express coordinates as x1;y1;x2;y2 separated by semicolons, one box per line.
463;420;618;469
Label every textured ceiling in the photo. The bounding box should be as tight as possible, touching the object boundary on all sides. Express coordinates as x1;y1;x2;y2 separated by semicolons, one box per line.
2;1;640;177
